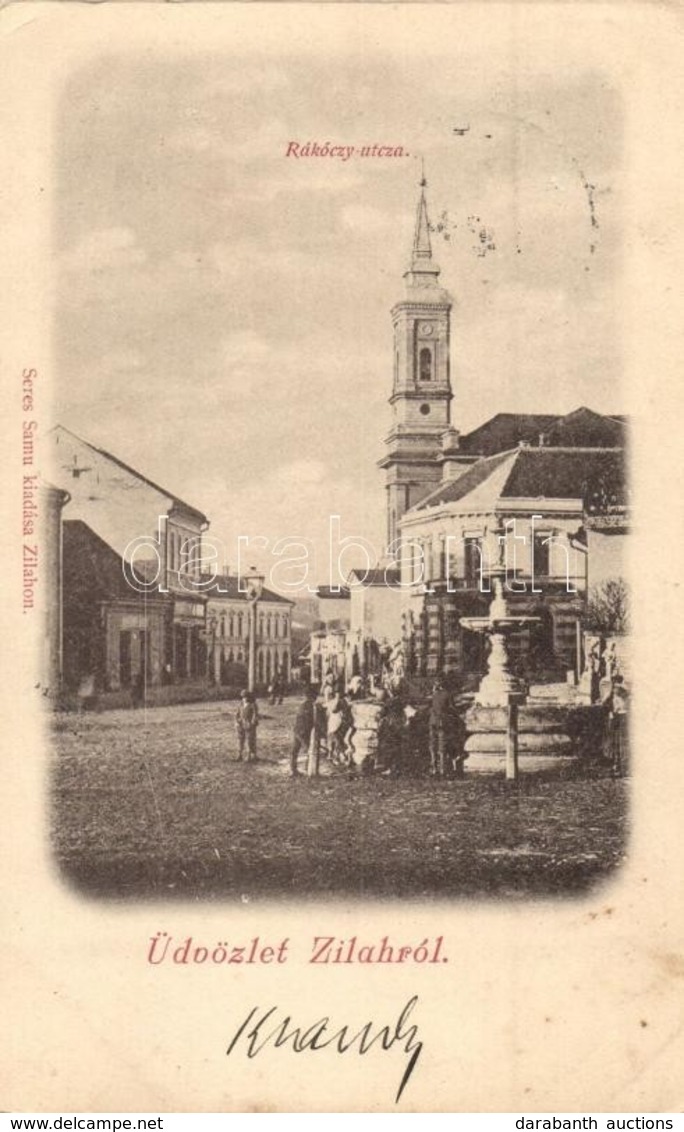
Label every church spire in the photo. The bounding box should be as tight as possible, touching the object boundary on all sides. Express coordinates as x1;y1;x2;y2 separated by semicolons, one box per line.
405;163;440;284
413;163;432;260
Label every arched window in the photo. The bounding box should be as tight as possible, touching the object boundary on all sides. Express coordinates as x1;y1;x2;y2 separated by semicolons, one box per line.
419;347;432;382
237;612;243;638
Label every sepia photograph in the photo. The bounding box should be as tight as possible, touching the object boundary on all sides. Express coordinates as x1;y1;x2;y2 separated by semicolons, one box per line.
2;1;682;1114
44;44;628;903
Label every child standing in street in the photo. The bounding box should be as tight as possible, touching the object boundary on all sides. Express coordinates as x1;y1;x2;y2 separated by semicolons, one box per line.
235;690;259;763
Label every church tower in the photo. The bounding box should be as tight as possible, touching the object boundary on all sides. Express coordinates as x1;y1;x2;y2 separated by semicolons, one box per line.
379;174;457;550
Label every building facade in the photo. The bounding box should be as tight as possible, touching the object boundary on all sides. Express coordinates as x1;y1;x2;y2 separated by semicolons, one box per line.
49;425;209;694
202;574;293;689
309;586;350;685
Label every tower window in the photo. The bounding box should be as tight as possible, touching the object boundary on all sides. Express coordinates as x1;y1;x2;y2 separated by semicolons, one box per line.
419;403;431;416
419;347;432;381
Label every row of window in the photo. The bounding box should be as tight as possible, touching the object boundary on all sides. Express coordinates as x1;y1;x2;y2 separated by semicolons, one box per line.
405;534;557;586
214;610;290;640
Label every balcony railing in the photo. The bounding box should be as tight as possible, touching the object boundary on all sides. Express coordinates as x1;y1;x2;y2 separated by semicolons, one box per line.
414;573;587;595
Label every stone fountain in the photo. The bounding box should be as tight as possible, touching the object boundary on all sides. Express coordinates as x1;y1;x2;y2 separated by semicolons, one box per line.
459;567;575;774
460;568;539;708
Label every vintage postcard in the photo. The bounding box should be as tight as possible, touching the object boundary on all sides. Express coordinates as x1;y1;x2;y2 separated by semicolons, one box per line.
1;0;682;1114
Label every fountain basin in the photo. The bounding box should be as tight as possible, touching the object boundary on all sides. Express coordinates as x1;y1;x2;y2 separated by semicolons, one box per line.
463;703;601;774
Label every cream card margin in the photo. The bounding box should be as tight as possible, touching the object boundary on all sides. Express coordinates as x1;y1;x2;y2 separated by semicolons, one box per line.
0;1;682;1114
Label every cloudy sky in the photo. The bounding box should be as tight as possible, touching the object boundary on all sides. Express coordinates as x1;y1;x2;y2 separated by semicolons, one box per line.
54;47;622;586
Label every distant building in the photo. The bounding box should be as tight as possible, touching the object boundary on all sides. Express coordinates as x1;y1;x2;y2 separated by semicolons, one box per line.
48;425;209;694
310;586;350;684
310;570;404;684
201;573;293;688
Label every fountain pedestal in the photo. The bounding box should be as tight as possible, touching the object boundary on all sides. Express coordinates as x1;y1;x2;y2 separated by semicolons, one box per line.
474;630;527;707
460;572;574;774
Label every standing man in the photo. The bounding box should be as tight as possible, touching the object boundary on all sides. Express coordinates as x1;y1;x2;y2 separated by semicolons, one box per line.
290;685;317;777
235;690;259;763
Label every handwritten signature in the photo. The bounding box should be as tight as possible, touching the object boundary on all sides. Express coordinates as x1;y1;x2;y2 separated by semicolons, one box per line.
226;994;423;1103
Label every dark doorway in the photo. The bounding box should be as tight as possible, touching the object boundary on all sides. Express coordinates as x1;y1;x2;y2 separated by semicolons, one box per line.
119;631;132;687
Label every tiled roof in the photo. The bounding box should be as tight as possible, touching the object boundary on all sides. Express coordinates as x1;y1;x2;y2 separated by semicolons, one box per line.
317;586;351;599
502;448;626;505
63;519;170;602
412;451;515;510
459;407;626;457
459;414;560;456
200;574;294;604
412;447;626;513
544;407;626;449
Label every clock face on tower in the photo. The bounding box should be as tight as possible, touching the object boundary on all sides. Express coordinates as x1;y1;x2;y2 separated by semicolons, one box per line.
419;322;433;335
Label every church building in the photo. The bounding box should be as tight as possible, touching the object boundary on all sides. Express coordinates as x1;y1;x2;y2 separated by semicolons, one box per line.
378;178;627;686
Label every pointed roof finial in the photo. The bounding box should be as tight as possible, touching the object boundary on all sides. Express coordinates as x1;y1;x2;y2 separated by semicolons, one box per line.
413;159;432;259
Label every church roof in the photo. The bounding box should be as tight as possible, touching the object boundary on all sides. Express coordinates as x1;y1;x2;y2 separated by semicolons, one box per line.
459;406;626;457
410;447;626;514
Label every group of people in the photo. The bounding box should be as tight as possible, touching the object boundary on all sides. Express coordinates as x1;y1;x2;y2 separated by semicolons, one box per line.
232;671;469;780
290;675;359;777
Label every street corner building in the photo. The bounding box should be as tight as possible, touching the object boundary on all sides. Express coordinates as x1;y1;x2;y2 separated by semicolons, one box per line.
46;424;209;704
